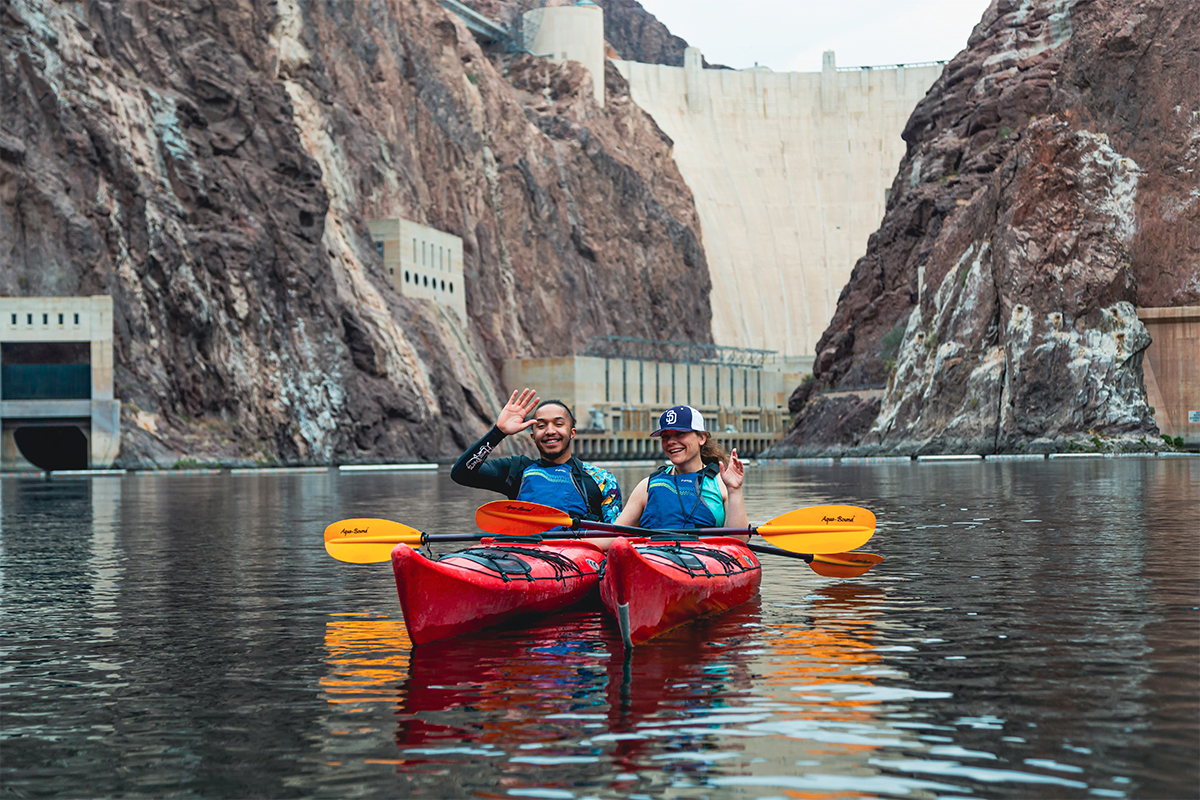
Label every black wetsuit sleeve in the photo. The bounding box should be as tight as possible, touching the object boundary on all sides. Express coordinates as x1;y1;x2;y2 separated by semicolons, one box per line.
450;426;524;498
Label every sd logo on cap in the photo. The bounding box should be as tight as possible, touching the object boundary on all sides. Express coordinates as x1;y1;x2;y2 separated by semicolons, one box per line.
651;405;705;437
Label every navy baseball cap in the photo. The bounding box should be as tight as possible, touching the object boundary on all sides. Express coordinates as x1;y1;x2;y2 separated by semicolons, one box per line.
650;405;706;437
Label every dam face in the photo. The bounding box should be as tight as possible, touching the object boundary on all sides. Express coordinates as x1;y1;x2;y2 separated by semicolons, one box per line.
614;50;942;362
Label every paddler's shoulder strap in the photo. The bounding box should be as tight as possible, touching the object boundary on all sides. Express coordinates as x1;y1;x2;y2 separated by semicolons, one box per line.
504;456;536;499
568;457;605;520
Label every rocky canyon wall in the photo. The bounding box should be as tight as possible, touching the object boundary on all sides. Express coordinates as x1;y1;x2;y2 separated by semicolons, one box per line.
772;0;1198;456
0;0;711;466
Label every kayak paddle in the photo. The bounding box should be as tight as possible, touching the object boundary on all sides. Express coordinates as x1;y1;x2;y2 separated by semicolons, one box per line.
475;500;876;555
324;516;882;577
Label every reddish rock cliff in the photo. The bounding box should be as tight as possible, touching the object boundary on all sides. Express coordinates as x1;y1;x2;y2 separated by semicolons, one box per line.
772;0;1198;456
589;0;687;66
0;0;710;465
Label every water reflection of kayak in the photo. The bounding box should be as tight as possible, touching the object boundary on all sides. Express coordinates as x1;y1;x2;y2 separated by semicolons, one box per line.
392;538;605;646
392;603;762;752
393;612;612;749
601;536;762;648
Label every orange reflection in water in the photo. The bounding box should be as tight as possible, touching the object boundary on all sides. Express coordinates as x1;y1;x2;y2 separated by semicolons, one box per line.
320;612;411;708
763;583;884;687
756;582;892;764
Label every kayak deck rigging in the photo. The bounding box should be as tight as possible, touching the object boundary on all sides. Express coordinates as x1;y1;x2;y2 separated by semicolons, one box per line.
441;544;600;582
630;536;756;578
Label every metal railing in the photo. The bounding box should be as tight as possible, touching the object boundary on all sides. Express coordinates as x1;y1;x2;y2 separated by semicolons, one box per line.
438;0;510;43
836;60;948;72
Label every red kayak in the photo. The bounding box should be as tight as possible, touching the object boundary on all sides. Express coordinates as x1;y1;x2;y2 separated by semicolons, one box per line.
392;537;605;646
600;535;762;647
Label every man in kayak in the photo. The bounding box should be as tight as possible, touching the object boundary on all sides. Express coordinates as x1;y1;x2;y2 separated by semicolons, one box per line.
451;388;622;524
613;404;748;539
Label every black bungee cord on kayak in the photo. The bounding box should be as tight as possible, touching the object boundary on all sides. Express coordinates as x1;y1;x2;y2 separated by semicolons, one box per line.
438;541;597;583
636;535;757;578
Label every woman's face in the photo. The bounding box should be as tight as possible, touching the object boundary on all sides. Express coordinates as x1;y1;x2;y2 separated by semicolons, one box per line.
659;430;704;467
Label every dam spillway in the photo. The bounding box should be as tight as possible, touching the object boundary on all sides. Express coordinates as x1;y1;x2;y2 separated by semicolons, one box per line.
614;50;943;362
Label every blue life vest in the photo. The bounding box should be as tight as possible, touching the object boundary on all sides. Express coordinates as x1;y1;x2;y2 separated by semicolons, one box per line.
515;461;590;519
640;463;724;530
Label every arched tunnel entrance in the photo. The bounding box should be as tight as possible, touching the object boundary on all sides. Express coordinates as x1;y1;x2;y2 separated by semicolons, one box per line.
12;425;89;471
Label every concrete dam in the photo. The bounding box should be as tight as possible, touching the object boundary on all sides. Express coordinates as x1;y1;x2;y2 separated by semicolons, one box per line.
613;50;942;363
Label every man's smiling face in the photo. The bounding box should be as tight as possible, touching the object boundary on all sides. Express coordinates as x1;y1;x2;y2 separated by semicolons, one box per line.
530;404;575;463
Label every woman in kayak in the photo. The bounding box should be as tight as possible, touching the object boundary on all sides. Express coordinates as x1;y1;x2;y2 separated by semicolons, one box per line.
613;405;749;540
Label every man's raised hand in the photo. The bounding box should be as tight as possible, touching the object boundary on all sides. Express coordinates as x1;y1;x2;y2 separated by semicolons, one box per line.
496;388;541;435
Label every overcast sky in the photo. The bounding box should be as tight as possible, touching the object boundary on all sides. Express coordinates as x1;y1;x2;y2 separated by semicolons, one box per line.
635;0;994;72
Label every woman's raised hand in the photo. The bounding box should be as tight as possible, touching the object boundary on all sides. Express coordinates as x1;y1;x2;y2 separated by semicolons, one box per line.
720;447;745;492
496;388;541;435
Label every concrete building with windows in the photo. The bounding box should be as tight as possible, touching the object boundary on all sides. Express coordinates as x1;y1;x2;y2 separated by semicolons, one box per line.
504;337;799;460
1;296;119;470
368;218;466;321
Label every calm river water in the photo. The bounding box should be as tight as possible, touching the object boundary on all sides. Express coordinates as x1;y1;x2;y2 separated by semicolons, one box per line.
2;458;1197;799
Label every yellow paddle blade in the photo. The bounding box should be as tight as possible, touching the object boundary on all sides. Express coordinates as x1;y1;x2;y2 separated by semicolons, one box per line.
809;551;884;579
757;505;876;555
323;518;423;564
475;500;574;536
325;539;411;563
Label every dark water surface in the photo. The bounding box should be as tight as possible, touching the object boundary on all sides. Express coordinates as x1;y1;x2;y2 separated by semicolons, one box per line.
2;459;1197;799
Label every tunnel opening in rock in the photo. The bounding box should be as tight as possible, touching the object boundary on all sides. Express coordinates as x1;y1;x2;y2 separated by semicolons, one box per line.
14;426;88;471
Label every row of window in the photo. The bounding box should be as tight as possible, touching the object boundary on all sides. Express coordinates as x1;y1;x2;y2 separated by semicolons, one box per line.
605;360;764;408
9;313;82;326
416;239;450;271
575;435;776;457
607;411;770;433
388;268;454;294
374;240;458;272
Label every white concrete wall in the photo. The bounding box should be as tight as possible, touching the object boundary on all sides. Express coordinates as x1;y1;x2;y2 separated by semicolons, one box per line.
614;51;942;358
368;218;466;322
523;4;606;107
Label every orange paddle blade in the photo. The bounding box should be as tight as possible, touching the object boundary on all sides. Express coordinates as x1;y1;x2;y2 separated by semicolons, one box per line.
756;505;876;554
475;500;574;536
323;518;423;563
809;551;885;578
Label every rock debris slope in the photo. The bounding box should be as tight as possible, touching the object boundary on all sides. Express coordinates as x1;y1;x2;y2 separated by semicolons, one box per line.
772;0;1198;456
0;0;710;465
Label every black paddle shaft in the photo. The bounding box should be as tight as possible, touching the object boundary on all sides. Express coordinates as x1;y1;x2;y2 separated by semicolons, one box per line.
571;517;756;539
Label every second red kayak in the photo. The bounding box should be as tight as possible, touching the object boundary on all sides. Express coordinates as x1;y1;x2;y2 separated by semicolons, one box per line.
392;537;605;646
600;535;762;647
